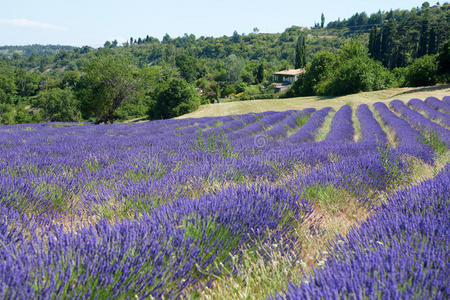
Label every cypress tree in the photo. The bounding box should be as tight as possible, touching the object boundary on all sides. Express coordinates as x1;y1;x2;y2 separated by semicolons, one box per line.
428;26;438;55
418;19;429;57
381;20;397;68
369;26;382;61
295;32;306;69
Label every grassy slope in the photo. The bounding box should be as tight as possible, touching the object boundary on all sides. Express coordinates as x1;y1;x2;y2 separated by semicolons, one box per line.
178;85;450;119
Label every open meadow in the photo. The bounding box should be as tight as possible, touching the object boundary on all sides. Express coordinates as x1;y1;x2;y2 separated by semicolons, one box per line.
0;96;449;298
179;85;450;119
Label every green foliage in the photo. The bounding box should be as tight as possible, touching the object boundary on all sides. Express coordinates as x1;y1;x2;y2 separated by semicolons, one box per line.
376;142;408;189
192;130;234;158
420;129;447;155
0;103;15;124
322;56;394;96
437;39;450;82
302;185;347;213
34;88;81;122
290;41;393;97
224;54;246;83
291;51;336;96
175;53;205;83
364;4;449;69
295;32;306;69
151;78;200;119
0;62;17;104
78;54;138;124
405;55;438;87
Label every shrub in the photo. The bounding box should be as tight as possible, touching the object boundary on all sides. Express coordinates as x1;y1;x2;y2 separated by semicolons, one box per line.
405;55;438;87
323;56;394;96
150;78;200;119
35;88;81;122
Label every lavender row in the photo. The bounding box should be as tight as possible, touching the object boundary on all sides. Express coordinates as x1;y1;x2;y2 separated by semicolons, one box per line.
266;109;316;140
443;96;450;105
424;96;450;115
274;164;449;299
284;107;333;144
390;99;450;145
408;98;450;127
373;102;433;163
324;105;354;143
0;184;312;298
356;104;387;144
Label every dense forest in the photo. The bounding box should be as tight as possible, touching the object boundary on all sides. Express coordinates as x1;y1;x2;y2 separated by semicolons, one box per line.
0;2;449;124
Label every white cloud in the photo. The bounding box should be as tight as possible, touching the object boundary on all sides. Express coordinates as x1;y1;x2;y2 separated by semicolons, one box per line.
0;18;67;31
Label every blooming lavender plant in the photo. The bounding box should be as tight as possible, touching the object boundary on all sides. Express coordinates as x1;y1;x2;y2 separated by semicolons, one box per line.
273;164;450;300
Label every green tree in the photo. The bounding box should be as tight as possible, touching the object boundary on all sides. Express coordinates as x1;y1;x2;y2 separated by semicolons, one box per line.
0;103;15;124
381;19;397;68
256;63;264;83
368;26;382;61
405;55;438;86
78;54;138;124
151;78;200;119
295;32;306;68
418;19;429;57
225;54;245;83
290;51;336;96
321;13;325;28
323;56;394;95
437;39;450;81
0;62;17;104
175;53;204;83
35;88;81;122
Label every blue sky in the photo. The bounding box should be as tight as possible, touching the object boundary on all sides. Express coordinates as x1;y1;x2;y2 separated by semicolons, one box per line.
0;0;429;47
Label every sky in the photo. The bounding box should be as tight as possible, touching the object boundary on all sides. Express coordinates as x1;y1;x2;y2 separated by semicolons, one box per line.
0;0;431;47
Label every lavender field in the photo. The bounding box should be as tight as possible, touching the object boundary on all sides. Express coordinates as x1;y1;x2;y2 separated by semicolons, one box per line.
0;97;449;299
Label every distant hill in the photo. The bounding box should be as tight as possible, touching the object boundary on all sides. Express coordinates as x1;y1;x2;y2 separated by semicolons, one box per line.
0;45;77;58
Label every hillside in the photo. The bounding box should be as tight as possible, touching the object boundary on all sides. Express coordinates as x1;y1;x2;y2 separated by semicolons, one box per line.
178;85;450;118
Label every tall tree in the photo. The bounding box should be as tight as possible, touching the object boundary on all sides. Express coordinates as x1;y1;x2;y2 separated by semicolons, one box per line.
380;19;397;68
368;26;382;61
256;63;264;83
295;32;306;69
418;19;429;57
321;13;325;28
78;54;138;124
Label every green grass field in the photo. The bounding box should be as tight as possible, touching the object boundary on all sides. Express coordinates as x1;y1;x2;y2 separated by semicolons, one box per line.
178;85;450;119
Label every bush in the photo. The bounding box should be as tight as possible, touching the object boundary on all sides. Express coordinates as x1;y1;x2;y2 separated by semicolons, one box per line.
323;56;394;96
405;55;438;87
35;88;81;122
150;78;200;119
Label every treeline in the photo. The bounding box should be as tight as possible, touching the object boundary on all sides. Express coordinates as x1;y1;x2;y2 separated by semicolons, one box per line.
0;2;449;124
287;39;449;97
0;45;76;58
0;25;356;124
327;2;448;31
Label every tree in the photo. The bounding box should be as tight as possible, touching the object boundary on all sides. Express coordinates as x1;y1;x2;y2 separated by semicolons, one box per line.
405;55;438;86
321;13;325;28
0;64;17;105
35;88;81;122
232;31;241;43
295;32;306;68
256;63;264;83
289;51;336;96
150;78;200;119
78;54;138;124
175;53;204;83
380;19;397;68
368;26;382;61
437;39;450;80
418;19;429;57
225;54;245;83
